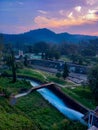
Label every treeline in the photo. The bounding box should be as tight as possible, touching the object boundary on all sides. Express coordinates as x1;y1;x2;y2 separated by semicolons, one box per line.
23;38;98;63
0;34;98;64
25;39;98;56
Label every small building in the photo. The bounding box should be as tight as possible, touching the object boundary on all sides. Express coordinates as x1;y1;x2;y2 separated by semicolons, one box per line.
19;50;23;57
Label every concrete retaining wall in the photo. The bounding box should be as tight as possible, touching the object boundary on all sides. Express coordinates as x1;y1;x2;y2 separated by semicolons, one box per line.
47;84;89;114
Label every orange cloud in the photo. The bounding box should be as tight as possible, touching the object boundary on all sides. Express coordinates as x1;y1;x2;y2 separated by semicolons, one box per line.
34;13;98;29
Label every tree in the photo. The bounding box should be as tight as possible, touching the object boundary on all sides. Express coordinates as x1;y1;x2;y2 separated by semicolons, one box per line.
62;63;69;79
33;42;49;54
0;34;4;61
81;48;96;57
5;47;17;83
56;72;61;78
54;52;60;60
88;65;98;100
11;50;16;83
24;55;28;67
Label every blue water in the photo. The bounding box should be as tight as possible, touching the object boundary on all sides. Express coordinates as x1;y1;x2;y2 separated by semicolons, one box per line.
30;81;85;124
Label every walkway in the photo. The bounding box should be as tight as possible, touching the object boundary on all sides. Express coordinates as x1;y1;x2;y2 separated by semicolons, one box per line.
15;82;54;98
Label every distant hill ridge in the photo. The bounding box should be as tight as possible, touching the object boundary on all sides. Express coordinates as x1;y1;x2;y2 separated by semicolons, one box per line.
2;28;98;45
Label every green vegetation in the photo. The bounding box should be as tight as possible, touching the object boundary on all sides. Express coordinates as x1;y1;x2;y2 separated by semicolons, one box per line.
0;77;31;94
62;62;69;79
16;91;65;130
15;91;87;130
40;71;73;86
60;55;71;62
17;68;46;82
88;65;98;100
61;86;97;109
47;75;67;85
4;68;46;83
4;67;71;85
0;97;38;130
51;120;87;130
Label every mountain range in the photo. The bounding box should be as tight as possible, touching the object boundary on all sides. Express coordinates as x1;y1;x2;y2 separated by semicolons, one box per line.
2;28;98;45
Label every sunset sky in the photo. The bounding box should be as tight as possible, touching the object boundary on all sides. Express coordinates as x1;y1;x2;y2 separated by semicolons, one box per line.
0;0;98;35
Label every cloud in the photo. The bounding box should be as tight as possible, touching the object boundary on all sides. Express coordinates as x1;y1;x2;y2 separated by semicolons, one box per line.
59;10;65;15
34;15;93;29
38;10;47;14
34;9;98;30
75;6;82;12
68;12;73;18
86;0;98;5
34;16;60;28
83;9;98;21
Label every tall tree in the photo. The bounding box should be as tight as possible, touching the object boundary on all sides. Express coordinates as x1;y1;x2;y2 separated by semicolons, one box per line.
62;63;69;79
24;55;28;67
5;47;17;82
88;65;98;100
11;50;16;83
0;34;4;60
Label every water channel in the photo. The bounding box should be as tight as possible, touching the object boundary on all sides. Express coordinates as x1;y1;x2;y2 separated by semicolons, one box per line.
30;81;86;124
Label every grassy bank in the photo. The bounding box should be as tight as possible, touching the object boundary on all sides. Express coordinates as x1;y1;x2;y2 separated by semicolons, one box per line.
0;97;38;130
15;91;65;129
4;68;46;83
61;86;97;109
38;70;73;86
17;68;46;83
4;67;73;86
0;77;31;94
15;91;87;130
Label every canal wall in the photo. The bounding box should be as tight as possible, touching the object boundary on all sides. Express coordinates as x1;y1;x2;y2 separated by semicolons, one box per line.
47;84;89;114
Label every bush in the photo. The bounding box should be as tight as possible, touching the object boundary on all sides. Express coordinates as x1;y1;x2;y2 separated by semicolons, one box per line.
56;72;62;78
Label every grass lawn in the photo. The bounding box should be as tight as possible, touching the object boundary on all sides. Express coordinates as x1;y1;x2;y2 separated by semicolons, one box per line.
17;68;46;82
38;70;74;86
61;86;98;109
60;56;71;62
